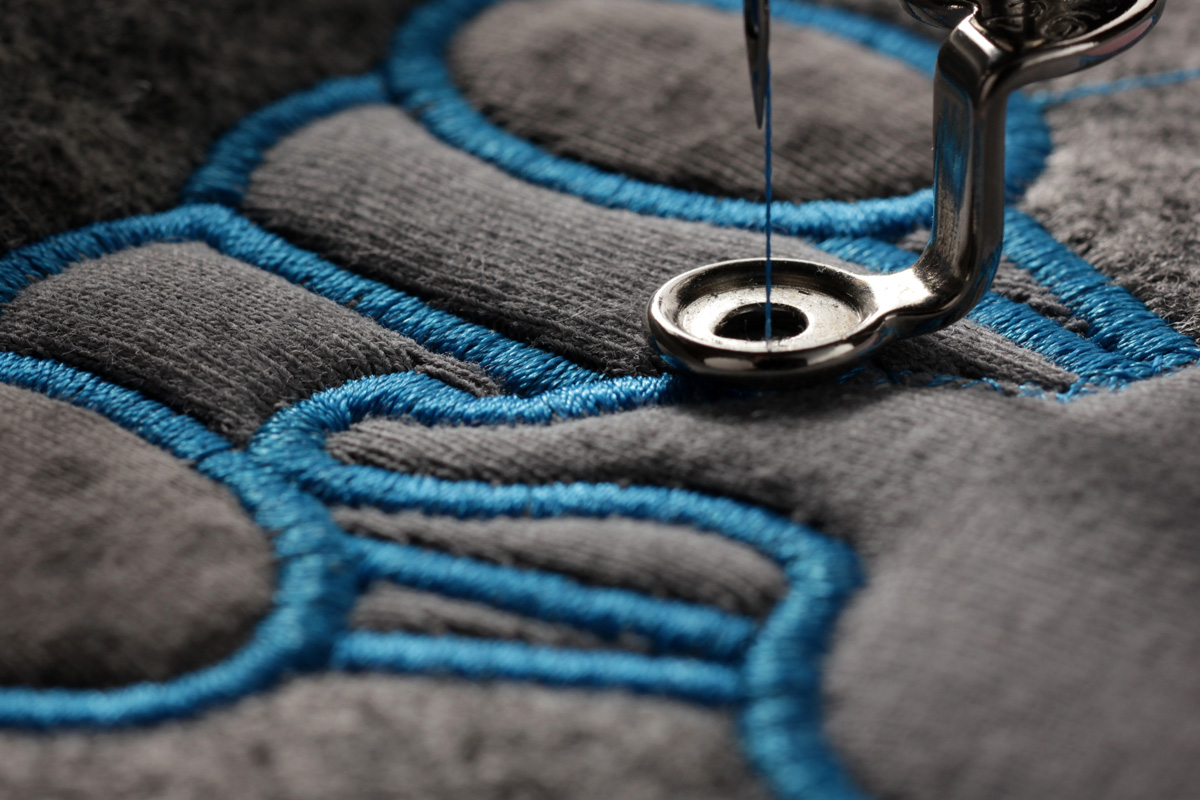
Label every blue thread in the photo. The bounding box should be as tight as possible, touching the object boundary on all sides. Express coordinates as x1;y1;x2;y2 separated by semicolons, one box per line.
742;554;871;800
347;535;758;663
248;367;865;800
173;0;1197;394
1032;66;1200;107
333;630;744;704
385;0;1051;240
1002;210;1200;373
0;205;599;395
0;353;355;728
185;73;390;207
810;235;1172;386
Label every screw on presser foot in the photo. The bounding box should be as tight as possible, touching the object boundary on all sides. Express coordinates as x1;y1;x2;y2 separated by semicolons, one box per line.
647;0;1164;386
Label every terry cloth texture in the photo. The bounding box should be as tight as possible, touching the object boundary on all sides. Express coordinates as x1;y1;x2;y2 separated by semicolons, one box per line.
450;0;934;203
2;0;1200;798
0;0;418;254
0;241;497;443
0;381;273;689
241;104;1075;389
0;675;769;800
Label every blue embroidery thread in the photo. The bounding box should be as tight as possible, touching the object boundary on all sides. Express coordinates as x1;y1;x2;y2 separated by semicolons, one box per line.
0;6;1195;800
245;367;867;800
0;352;356;728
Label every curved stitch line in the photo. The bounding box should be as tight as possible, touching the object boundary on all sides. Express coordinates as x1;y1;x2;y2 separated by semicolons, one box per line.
333;630;743;704
176;2;1195;389
184;73;390;207
0;193;1052;413
382;0;1200;378
178;68;1102;390
1032;66;1200;106
348;536;759;663
0;204;600;395
0;352;355;729
385;0;1051;239
1002;210;1200;372
248;368;867;800
812;235;1157;385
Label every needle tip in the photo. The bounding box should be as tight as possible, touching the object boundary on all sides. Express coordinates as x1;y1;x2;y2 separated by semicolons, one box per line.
744;0;769;128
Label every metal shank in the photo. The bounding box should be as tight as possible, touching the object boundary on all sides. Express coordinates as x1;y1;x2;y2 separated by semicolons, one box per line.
648;0;1164;385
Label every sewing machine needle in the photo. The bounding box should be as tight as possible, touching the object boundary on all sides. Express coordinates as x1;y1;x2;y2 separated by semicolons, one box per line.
744;0;769;129
745;0;772;339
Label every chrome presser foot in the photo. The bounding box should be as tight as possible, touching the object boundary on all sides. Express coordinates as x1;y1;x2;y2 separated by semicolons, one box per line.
647;0;1164;386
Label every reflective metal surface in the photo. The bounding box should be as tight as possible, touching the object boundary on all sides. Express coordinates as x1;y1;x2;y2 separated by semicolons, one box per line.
652;0;1164;385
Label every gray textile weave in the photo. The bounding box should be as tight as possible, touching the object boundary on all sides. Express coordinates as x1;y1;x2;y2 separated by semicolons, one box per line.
1;0;1199;798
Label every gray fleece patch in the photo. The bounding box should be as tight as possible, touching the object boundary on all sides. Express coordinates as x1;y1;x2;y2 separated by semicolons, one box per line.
242;104;1075;387
0;675;770;800
0;381;273;689
450;0;933;203
0;241;498;444
335;507;788;618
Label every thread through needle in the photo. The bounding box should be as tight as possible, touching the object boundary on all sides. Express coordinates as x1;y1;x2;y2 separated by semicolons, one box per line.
763;63;773;341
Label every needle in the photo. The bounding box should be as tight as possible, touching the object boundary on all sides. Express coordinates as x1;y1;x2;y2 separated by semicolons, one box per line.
744;0;772;340
743;0;769;128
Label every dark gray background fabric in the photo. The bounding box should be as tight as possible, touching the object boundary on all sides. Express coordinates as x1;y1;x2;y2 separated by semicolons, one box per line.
0;241;497;443
1;0;1199;797
451;0;934;203
0;0;417;254
0;675;769;800
242;105;1076;389
0;381;273;688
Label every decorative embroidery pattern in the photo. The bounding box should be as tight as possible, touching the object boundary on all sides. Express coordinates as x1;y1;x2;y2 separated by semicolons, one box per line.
0;3;1197;800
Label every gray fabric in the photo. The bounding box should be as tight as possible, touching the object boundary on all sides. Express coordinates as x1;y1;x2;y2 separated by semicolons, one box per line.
242;104;1076;388
0;381;273;688
335;507;787;618
0;675;769;800
1;0;1198;796
450;0;933;203
0;0;417;253
327;366;1200;799
0;241;498;444
1023;83;1200;338
353;583;655;651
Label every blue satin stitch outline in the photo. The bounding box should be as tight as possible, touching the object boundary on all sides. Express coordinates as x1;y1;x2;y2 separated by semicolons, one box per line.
185;1;1199;390
0;334;870;800
385;0;1051;238
381;0;1199;381
0;5;1193;800
248;368;869;800
0;351;357;728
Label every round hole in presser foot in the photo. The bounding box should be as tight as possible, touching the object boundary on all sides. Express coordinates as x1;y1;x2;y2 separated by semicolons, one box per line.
713;303;808;341
647;257;887;384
